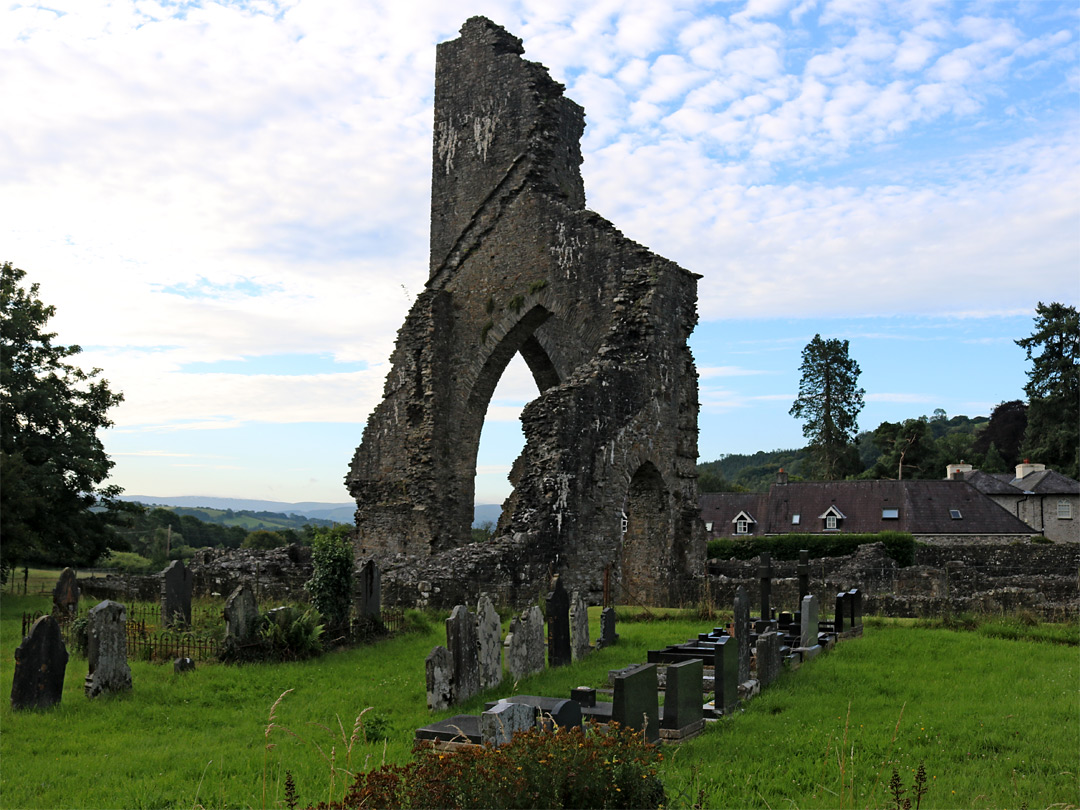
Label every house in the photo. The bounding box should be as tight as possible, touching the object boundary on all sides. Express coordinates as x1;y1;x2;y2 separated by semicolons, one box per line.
948;462;1079;543
700;472;1036;545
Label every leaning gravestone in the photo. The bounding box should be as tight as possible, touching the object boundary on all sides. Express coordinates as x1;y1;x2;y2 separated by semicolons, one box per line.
425;646;454;710
800;594;819;648
52;567;80;618
546;577;571;668
755;631;781;689
357;559;381;619
224;584;260;651
734;585;751;683
480;700;536;747
161;559;193;628
599;606;617;648
507;606;545;680
85;600;132;698
612;663;659;743
11;615;69;710
447;604;479;703
477;596;503;691
570;591;590;661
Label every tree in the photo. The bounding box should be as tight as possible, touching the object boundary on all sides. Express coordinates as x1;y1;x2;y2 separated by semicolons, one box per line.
1;262;127;580
306;525;354;634
789;334;866;479
242;529;286;550
1016;302;1079;478
971;400;1027;469
869;417;936;480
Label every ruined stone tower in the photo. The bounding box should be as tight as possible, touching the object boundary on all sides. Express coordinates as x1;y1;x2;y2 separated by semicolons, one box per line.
346;17;704;607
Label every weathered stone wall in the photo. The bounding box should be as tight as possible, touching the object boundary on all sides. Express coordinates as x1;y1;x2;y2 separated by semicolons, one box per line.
707;542;1079;619
347;17;704;607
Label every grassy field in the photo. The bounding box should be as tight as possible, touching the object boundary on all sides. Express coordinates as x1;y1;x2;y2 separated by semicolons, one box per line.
1;594;1076;809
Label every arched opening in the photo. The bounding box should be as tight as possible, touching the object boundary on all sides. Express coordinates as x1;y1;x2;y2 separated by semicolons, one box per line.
620;462;670;606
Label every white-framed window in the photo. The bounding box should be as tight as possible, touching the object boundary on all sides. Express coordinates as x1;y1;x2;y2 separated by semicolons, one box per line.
704;521;714;533
1058;500;1073;520
736;519;749;534
826;515;837;530
792;514;800;525
882;508;899;519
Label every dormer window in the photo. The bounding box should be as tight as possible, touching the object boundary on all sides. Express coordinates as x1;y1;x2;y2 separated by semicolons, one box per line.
732;510;756;535
818;505;846;531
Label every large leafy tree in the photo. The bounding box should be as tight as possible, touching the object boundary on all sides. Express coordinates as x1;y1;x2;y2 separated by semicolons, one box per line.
1016;302;1079;478
870;417;936;480
789;334;865;479
1;262;127;579
971;399;1027;469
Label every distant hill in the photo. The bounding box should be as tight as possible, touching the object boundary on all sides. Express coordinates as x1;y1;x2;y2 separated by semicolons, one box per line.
122;495;504;528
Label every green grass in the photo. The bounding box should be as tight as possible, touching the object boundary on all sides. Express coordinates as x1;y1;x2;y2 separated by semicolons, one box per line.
2;595;1076;809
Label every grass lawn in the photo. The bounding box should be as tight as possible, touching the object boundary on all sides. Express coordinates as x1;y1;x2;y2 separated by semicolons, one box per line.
1;594;1076;809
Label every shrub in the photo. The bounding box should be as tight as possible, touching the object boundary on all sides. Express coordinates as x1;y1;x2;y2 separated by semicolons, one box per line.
262;605;325;661
313;723;664;809
706;532;915;566
306;528;354;635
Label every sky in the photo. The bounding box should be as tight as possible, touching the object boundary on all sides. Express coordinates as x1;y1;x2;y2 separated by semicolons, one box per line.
4;0;1078;507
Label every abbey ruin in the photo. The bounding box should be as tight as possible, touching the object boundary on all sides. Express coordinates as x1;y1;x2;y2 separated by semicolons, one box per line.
346;17;704;608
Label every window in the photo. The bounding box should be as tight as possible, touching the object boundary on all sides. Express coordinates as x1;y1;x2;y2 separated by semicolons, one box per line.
736;519;749;535
704;521;714;532
950;509;962;520
882;508;899;519
826;515;837;530
792;514;800;525
819;505;845;530
1058;500;1073;520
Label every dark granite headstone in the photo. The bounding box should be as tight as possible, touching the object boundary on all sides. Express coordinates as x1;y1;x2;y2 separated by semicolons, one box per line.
756;631;781;688
11;615;68;710
426;645;454;710
713;635;739;713
356;558;381;619
835;591;848;633
52;567;80;617
734;585;751;683
415;714;482;745
447;605;479;704
797;549;810;599
662;658;703;731
546;577;571;667
599;606;617;647
848;588;862;627
85;600;132;698
758;552;772;621
570;686;596;707
612;663;659;743
161;560;193;628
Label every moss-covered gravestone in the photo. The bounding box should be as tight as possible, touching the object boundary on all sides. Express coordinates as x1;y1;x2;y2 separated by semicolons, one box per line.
11;615;69;710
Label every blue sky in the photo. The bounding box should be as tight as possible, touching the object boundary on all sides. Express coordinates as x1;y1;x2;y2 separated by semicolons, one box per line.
4;0;1078;505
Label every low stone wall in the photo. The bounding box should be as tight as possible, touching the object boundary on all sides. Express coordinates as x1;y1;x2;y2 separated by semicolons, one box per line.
706;542;1079;619
188;545;313;604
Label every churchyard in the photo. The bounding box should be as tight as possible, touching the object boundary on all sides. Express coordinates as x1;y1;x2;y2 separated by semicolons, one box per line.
2;570;1077;809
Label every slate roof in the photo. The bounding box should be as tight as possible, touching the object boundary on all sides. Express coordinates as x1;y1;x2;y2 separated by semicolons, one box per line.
700;480;1035;537
961;468;1080;496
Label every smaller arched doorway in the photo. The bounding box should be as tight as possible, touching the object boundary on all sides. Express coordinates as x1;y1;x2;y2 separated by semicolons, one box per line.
620;462;672;606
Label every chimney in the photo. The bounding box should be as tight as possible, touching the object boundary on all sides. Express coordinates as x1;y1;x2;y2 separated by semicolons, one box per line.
946;463;973;480
776;468;788;485
1015;460;1045;481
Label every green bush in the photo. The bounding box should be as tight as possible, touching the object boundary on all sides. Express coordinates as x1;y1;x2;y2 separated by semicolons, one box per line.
262;605;324;661
306;528;354;634
316;723;664;809
104;550;156;573
706;531;915;566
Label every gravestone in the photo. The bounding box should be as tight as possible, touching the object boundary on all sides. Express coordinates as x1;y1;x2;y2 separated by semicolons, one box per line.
835;592;848;633
546;577;571;668
800;594;819;648
599;606;617;648
507;606;545;680
755;631;781;689
570;591;590;661
85;600;132;698
734;585;751;684
173;657;195;674
758;552;772;621
480;700;536;746
489;695;582;730
848;588;862;627
161;559;193;628
357;559;381;619
612;663;659;743
11;615;68;710
52;567;80;617
797;550;810;600
713;635;739;714
662;658;703;737
447;604;480;703
477;596;503;691
224;584;260;650
425;645;454;710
